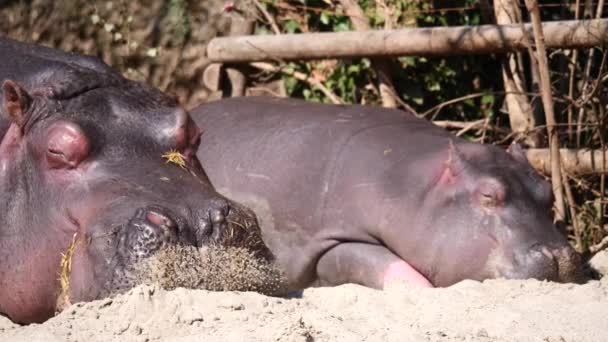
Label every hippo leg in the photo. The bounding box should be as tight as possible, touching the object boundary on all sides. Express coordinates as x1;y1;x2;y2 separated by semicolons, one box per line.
315;243;433;289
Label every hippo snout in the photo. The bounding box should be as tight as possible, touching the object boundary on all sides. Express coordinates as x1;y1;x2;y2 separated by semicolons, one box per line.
119;206;181;260
192;198;232;246
501;242;585;283
515;244;560;282
119;199;274;261
114;201;236;261
553;244;586;283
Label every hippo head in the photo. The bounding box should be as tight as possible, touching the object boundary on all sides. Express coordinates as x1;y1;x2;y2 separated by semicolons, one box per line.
411;140;584;287
0;74;270;323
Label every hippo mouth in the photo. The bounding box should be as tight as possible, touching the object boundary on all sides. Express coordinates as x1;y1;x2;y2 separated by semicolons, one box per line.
84;201;277;292
52;199;282;312
485;243;587;284
211;203;275;261
101;202;274;265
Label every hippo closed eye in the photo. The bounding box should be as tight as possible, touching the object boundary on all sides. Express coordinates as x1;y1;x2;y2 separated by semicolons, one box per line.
0;38;273;324
191;96;585;292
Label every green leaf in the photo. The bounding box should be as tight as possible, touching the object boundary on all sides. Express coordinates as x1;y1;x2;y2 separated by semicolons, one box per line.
283;76;298;95
347;64;361;74
428;83;440;92
334;22;351;32
320;12;330;25
412;97;424;105
303;89;312;99
481;93;495;105
399;56;417;67
283;20;300;34
283;63;296;74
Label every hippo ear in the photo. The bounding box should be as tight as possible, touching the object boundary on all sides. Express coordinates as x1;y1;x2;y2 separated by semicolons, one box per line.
446;140;467;171
2;80;32;128
506;141;529;165
438;140;468;185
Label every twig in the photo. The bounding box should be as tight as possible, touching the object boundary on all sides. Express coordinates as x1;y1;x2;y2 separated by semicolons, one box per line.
431;119;513;139
250;62;343;104
432;118;510;136
422;93;492;119
457;118;488;137
590;235;608;253
423;89;584;121
254;0;281;35
576;0;605;146
574;50;608;108
567;0;582;144
524;0;566;221
593;100;607;232
562;170;583;252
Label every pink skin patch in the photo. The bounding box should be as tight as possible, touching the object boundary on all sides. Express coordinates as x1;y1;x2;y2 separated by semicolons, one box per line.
0;124;22;174
383;260;434;288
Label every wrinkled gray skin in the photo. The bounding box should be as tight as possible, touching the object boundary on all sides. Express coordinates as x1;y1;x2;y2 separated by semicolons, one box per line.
0;38;271;324
193;96;585;292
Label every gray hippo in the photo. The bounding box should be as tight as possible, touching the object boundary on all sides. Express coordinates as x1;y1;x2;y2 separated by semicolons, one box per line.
192;96;584;291
0;38;272;324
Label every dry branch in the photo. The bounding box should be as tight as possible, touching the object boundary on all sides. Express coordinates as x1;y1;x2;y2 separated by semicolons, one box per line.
526;148;608;175
207;18;608;63
590;236;608;253
339;0;398;108
576;0;605;147
524;0;566;221
495;0;540;146
432;119;510;135
250;62;343;104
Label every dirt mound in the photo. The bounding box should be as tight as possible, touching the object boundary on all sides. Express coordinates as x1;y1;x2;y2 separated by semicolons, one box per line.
2;275;606;342
136;245;286;295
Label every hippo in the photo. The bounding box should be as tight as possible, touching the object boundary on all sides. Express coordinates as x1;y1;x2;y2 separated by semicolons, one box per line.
0;38;272;324
192;96;585;292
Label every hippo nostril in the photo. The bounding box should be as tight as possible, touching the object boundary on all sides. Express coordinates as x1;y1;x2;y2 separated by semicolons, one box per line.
540;246;554;260
523;244;559;281
527;244;555;263
192;200;232;246
121;205;182;260
145;210;177;229
143;226;154;239
211;208;227;224
134;207;146;219
197;219;212;238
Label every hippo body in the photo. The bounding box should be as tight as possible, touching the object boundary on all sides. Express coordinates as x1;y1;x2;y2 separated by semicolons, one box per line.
193;96;583;292
0;38;270;324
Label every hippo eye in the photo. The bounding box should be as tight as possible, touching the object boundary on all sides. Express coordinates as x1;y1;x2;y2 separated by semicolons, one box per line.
45;121;91;169
474;179;506;209
479;192;497;207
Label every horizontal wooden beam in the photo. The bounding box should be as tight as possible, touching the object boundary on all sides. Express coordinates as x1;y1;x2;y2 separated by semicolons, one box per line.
207;19;608;63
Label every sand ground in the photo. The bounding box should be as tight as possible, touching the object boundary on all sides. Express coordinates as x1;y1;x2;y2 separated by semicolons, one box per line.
2;251;607;342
